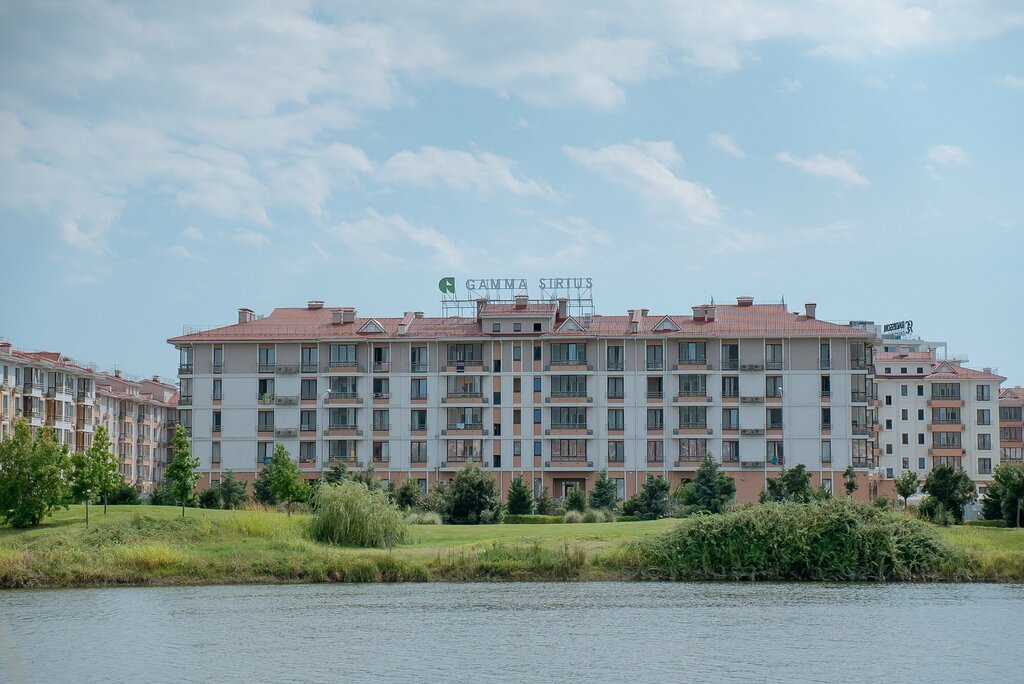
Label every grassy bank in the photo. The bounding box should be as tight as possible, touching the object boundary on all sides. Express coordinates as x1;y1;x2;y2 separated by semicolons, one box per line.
1;505;1022;588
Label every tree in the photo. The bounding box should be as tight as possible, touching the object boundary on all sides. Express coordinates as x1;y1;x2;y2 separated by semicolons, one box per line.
218;470;248;509
506;476;533;515
108;481;141;505
0;421;71;528
761;465;813;504
422;481;448;515
164;423;200;518
588;470;619;512
843;465;859;498
348;463;383;492
992;462;1024;528
322;461;348;485
679;454;736;513
636;475;670;520
393;477;423;510
534;485;553;515
268;443;302;515
149;480;177;506
563;484;587;513
90;425;121;515
445;463;501;524
198;487;221;509
894;471;920;510
70;446;102;528
254;464;277;505
922;464;976;524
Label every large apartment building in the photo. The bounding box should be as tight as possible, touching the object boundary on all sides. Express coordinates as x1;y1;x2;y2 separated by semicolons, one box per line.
0;340;178;493
168;297;881;502
874;349;1004;494
999;387;1024;468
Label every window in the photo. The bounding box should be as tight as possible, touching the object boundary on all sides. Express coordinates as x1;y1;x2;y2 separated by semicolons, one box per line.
608;441;624;463
721;344;739;370
300;410;316;432
258;378;274;402
448;439;482;461
900;384;908;397
257;442;272;464
819;343;831;369
330;376;357;396
212;410;222;433
1001;406;1023;421
512;377;521;393
645;345;664;370
607;376;624;399
646;441;664;463
551;343;586;364
918;457;926;470
492;323;500;333
410;346;428;372
513;323;522;333
977;385;991;401
977;409;991;426
885;395;892;406
765;343;783;370
257;411;274;431
885;419;892;429
821;407;831;429
646;376;663;398
513;345;522;361
918;433;925;445
301;346;318;373
513;409;521;425
679;341;706;365
1001;427;1023;442
901;409;908;421
767;441;784;465
494;359;501;373
722;441;739;463
765;376;783;398
901;433;909;445
820;375;831;397
410;378;427;400
533;408;542;425
852;440;869;468
411;410;427;431
722;376;739;398
212;379;223;401
647;408;664;430
901;368;908;375
411;441;427;463
932;383;961;399
978;458;992;475
551;375;587;397
447;344;483;364
551;439;587;460
329;344;357;366
767;408;783;430
820;441;831;463
372;377;390;398
552;407;586;428
917;385;924;396
608;409;624;431
1001;447;1023;461
722;408;739;430
211;442;221;464
917;409;924;420
978;434;992;450
513;440;522;456
258;346;276;372
886;444;893;455
373;441;389;462
300;379;316;401
493;392;501;405
678;439;706;461
372;409;389;430
533;377;542;393
607;345;625;371
299;442;316;463
678;375;706;397
678;406;706;428
212;346;223;373
534;440;542;456
533;323;542;332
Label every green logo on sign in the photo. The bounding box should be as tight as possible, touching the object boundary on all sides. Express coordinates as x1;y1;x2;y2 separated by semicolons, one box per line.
438;277;456;294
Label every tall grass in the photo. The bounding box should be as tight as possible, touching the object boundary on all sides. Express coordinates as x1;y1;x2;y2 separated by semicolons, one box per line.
311;481;408;549
629;498;968;581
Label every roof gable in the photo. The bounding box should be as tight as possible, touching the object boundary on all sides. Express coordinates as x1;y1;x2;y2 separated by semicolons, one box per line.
557;316;584;332
653;316;680;332
358;319;386;334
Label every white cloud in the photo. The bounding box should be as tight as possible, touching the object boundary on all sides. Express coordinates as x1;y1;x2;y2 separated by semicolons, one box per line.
330;209;464;270
780;78;803;93
230;229;270;247
378;147;554;198
926;144;968;166
182;226;204;241
564;140;719;225
707;132;745;158
776;152;868;186
998;74;1024;90
170;244;200;260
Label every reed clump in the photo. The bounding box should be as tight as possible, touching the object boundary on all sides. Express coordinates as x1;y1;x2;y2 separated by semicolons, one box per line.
311;481;408;549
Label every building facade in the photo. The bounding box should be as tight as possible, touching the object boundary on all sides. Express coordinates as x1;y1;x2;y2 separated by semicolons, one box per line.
999;387;1024;468
873;347;1004;496
169;297;881;502
0;340;178;494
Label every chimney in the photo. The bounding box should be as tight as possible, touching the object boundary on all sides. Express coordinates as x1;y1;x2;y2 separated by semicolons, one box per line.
557;297;568;320
628;309;642;334
736;296;754;307
641;308;649;317
342;308;356;324
114;369;122;378
0;341;10;354
152;375;160;382
705;305;716;322
804;302;817;319
331;309;343;324
692;306;706;323
307;300;324;310
476;297;487;322
238;307;255;324
515;294;528;310
983;367;992;374
397;311;416;336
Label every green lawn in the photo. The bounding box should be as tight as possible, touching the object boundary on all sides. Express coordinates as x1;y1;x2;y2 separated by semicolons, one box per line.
2;505;1023;587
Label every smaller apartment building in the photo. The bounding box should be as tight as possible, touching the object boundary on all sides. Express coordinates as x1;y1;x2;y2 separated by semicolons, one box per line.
0;340;178;493
874;349;1004;494
999;387;1024;467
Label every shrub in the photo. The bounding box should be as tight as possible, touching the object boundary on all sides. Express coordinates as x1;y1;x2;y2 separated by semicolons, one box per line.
761;465;813;504
506;476;533;515
563;485;587;513
148;481;179;506
217;471;248;510
198;488;221;509
534;486;554;515
588;470;618;511
108;482;142;505
990;462;1024;527
422;482;449;515
405;511;442;525
563;510;584;524
503;514;564;524
445;464;502;524
311;481;408;548
873;495;891;511
621;493;641;517
631;499;965;581
918;496;955;526
393;478;423;510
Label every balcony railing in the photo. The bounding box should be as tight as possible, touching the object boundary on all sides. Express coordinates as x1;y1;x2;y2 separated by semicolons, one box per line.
256;423;275;432
372;392;391;400
300;363;318;374
819;359;831;370
258;363;276;374
551;358;588;367
765;361;783;371
721;360;739;371
678;422;707;430
851;391;868;402
821;422;832;431
551;422;588;430
410;393;428;400
327;391;359;400
212;425;222;433
212;363;223;374
679;357;706;366
647;422;665;430
607;361;624;371
179;395;193;406
445;391;483;399
447;422;483;431
327;423;358;430
178;364;193;375
722;452;740;463
646;361;664;371
677;389;707;397
852;424;871;436
257;393;275;404
328;360;359;369
550;391;589;399
372;423;391;432
820;390;831;398
740;363;764;371
851;360;868;370
410;424;428;431
276;364;299;375
646;391;664;399
372;362;391;373
767;422;784;430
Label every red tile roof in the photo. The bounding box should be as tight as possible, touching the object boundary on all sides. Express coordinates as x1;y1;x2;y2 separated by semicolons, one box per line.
1000;387;1024;403
874;351;935;362
926;361;1005;381
168;302;875;343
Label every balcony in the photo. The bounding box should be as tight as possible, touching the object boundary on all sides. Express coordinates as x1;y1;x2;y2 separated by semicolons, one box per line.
372;362;391;373
546;424;592;436
676;357;707;369
410;423;428;432
821;422;832;431
740;396;764;404
674;423;708;434
645;360;664;371
442;392;486;404
548;456;594;466
325;391;361;404
212;424;222;434
549;359;590;370
178;364;193;375
275;364;299;375
646;391;664;400
674;391;710;403
767;422;784;431
76;390;94;402
328;360;360;371
410;393;429;401
851;359;868;370
179;395;193;406
820;390;831;399
410;361;429;372
765;361;783;371
372;423;391;433
445;422;485;432
258;363;275;374
548;392;592;403
299;423;317;433
256;423;275;434
740;428;764;436
607;361;625;371
852;424;871;436
819;359;831;370
740;363;764;372
646;453;665;464
257;393;275;405
446;360;486;372
372;392;391;402
851;391;868;402
721;360;739;371
324;424;361;437
212;363;223;374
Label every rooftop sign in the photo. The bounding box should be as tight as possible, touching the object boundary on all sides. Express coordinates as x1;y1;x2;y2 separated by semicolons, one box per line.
882;320;913;338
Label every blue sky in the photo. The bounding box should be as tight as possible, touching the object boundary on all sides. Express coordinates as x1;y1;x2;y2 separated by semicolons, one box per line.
1;1;1022;383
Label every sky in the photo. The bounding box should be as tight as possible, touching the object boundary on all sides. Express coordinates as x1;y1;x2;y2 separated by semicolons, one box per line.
1;1;1022;383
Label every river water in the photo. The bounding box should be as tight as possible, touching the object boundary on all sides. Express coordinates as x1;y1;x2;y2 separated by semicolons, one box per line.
2;582;1022;683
